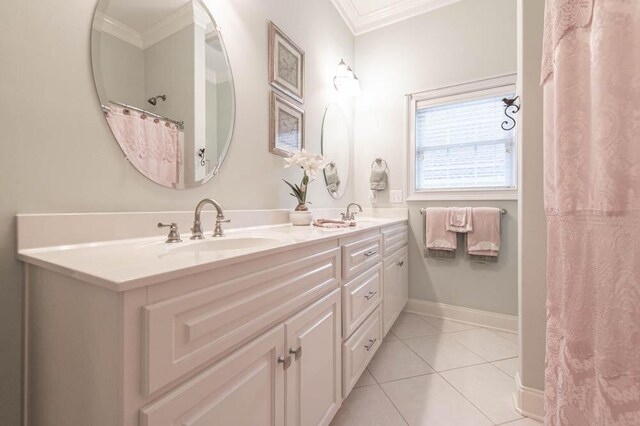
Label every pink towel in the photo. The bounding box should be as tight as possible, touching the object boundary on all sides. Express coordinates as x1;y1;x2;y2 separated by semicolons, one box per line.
425;208;456;251
446;207;473;233
467;208;501;257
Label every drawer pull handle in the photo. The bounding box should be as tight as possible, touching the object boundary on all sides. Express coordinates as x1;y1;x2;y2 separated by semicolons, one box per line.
365;291;378;300
364;338;377;352
364;249;378;258
277;355;291;370
397;260;404;267
289;346;303;360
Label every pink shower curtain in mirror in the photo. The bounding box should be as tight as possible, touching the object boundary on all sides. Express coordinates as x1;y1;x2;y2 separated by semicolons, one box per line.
106;104;182;187
542;1;640;425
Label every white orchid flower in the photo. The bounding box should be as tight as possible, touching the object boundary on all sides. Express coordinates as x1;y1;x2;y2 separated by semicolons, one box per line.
283;150;304;169
302;154;326;177
282;149;326;207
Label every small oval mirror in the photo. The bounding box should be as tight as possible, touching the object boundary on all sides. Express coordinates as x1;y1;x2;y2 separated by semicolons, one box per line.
321;104;351;199
91;0;235;189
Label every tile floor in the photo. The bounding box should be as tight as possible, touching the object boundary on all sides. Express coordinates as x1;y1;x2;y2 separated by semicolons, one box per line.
330;313;541;426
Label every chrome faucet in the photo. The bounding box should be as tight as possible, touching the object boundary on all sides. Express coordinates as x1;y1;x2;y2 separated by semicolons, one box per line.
191;198;230;239
341;203;363;221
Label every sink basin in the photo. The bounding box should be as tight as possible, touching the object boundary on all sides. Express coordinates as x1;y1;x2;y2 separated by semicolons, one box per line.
169;237;282;253
353;217;388;223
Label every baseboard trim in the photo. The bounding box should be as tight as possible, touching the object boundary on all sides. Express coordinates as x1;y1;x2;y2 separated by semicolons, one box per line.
513;372;545;421
404;298;518;332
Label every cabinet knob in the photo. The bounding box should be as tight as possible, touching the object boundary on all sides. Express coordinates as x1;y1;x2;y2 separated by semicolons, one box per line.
277;354;291;369
289;346;302;360
364;338;377;352
397;260;404;267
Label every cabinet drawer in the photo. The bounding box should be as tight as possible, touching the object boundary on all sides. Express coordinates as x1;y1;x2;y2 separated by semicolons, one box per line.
342;306;383;398
140;325;285;426
382;224;408;256
141;245;340;395
342;265;382;338
341;232;382;280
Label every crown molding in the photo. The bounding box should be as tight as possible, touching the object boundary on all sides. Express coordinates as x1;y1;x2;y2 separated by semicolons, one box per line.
94;0;213;50
331;0;462;35
93;11;144;49
143;1;212;49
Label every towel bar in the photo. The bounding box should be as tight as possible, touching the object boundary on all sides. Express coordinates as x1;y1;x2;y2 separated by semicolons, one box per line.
420;208;507;215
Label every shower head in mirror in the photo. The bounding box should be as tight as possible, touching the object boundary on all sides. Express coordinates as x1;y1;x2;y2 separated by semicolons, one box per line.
147;95;166;106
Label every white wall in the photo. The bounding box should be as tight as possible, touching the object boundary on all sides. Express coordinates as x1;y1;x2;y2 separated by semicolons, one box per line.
353;0;518;315
0;0;354;423
93;33;146;106
517;0;546;394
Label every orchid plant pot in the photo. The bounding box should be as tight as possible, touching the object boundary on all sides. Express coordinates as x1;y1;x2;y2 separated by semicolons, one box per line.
282;150;325;226
289;207;313;226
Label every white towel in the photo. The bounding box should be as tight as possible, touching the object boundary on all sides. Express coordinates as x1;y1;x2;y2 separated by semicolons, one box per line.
370;160;387;190
324;163;341;194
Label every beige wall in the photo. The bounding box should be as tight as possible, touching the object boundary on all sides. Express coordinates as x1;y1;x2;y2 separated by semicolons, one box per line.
353;0;518;315
0;0;354;423
517;0;547;393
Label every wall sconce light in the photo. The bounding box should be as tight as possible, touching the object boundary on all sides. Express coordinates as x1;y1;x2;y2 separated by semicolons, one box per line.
333;59;361;96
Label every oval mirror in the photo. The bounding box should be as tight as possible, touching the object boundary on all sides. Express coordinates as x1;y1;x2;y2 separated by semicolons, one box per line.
321;104;351;199
91;0;235;189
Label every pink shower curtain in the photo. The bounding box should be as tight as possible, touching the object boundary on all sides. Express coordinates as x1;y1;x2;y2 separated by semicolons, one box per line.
542;1;640;425
106;104;182;187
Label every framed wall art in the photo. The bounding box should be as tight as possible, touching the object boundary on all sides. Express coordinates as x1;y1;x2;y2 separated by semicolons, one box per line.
269;91;305;157
269;22;305;103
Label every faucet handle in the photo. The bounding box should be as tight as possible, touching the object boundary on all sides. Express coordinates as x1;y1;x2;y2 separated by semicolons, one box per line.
158;223;182;243
213;216;230;238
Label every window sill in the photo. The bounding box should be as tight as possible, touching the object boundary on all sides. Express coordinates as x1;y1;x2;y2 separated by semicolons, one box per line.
407;189;518;201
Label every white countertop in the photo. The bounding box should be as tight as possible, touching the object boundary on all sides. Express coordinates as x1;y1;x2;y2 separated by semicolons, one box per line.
18;217;406;292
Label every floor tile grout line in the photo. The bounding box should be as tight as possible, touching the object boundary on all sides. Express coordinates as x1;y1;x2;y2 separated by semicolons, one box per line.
376;378;411;426
439;332;511;363
360;318;521;425
394;330;518;377
396;320;521;425
397;332;496;370
373;371;437;386
436;369;504;425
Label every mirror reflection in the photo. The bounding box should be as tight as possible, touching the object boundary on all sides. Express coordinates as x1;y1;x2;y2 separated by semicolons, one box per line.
91;0;235;189
321;104;351;199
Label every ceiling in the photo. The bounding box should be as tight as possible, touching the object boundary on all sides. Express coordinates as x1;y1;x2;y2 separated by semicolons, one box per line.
331;0;461;35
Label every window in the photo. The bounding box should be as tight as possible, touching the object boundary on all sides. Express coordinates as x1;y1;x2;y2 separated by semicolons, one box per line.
408;75;517;200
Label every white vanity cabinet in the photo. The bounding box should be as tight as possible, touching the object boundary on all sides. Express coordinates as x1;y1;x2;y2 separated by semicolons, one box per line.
285;289;342;426
382;224;409;335
383;246;409;335
20;217;408;426
139;324;287;426
140;289;342;426
338;224;409;398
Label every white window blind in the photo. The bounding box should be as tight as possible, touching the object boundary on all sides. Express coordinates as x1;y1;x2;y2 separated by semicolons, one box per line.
415;93;516;191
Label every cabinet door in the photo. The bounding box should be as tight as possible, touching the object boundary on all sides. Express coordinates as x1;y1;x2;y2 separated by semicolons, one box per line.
285;289;342;426
139;325;286;426
383;247;408;335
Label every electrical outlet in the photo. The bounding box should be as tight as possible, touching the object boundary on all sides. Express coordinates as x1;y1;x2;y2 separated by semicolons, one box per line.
389;190;403;203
